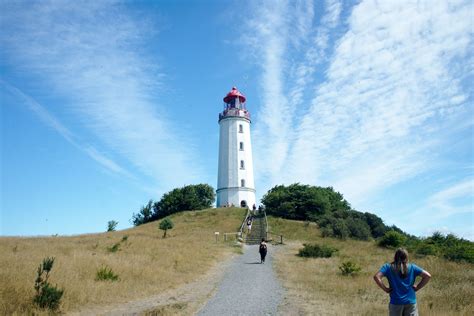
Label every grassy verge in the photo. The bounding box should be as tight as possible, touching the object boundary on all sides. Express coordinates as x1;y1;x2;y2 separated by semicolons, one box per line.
0;207;246;315
268;216;474;315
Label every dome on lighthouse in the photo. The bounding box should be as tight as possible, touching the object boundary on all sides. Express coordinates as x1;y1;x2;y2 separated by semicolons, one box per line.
223;86;246;103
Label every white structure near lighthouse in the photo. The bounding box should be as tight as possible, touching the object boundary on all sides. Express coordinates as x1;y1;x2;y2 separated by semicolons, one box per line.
216;87;256;208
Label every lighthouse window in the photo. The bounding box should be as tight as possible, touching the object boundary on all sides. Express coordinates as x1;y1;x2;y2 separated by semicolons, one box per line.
239;124;243;133
240;160;245;169
239;142;244;151
241;179;246;187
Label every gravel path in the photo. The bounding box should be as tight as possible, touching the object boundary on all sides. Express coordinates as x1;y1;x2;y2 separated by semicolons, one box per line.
197;244;285;316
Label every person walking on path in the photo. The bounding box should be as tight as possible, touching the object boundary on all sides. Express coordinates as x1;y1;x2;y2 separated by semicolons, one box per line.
247;217;252;234
259;238;267;264
374;248;431;316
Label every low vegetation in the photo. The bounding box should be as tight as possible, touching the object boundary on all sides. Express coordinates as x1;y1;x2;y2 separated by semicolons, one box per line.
0;207;246;315
33;257;64;310
96;265;119;281
298;243;337;258
339;261;362;276
268;216;474;315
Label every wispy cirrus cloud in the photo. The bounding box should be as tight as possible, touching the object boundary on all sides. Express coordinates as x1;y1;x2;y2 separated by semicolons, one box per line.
243;0;473;217
2;80;133;178
402;178;474;239
0;1;203;191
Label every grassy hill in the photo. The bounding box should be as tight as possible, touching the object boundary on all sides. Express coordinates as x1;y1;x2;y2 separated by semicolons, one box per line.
2;208;472;315
0;207;246;315
268;216;474;315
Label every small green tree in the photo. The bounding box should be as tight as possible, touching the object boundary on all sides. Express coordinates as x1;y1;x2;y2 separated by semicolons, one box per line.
339;261;362;276
34;257;64;310
96;265;119;281
107;220;118;232
159;218;174;238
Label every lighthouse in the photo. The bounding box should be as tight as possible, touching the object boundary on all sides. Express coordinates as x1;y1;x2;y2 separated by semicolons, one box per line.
217;87;256;208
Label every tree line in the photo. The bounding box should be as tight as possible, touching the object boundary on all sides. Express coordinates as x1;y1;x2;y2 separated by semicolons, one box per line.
131;183;215;226
261;183;473;263
130;182;472;263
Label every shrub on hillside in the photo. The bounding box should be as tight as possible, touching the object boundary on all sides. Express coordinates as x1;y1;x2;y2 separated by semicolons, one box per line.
96;265;119;281
379;231;406;248
415;243;438;256
298;243;338;258
107;242;121;253
318;216;351;239
346;217;372;240
363;212;388;238
339;261;362;276
443;242;474;263
34;257;64;310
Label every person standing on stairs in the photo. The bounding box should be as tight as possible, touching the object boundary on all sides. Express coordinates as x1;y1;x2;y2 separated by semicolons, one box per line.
259;238;267;264
247;217;252;234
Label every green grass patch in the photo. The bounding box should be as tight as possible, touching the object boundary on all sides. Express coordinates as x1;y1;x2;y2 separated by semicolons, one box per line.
95;266;119;281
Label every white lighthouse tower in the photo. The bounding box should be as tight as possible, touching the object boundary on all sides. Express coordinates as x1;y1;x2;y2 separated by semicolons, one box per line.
217;87;256;208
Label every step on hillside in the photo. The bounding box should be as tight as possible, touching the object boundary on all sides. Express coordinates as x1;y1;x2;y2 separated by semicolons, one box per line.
244;214;267;245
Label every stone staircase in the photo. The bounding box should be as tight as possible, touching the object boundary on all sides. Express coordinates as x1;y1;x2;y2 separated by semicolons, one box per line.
245;214;266;245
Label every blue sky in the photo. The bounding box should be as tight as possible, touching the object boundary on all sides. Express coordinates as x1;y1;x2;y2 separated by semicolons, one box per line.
1;0;473;239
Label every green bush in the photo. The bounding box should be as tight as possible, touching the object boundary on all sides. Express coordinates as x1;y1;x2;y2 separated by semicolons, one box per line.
34;257;64;310
346;217;371;240
321;226;334;238
443;243;474;263
332;219;350;239
416;243;438;256
339;261;362;276
379;230;406;248
107;243;121;253
298;243;338;258
96;266;119;281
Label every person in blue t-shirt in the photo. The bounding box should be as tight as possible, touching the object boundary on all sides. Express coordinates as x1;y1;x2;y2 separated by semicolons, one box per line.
374;248;431;316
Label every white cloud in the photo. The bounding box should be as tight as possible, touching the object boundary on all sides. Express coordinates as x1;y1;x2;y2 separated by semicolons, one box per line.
399;178;474;239
0;1;204;191
243;0;472;211
426;179;474;219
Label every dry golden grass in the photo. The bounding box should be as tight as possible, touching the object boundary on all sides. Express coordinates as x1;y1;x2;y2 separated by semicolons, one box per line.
0;207;246;315
268;216;474;315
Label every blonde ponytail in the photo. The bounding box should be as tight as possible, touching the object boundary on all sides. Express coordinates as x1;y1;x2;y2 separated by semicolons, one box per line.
391;248;409;278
